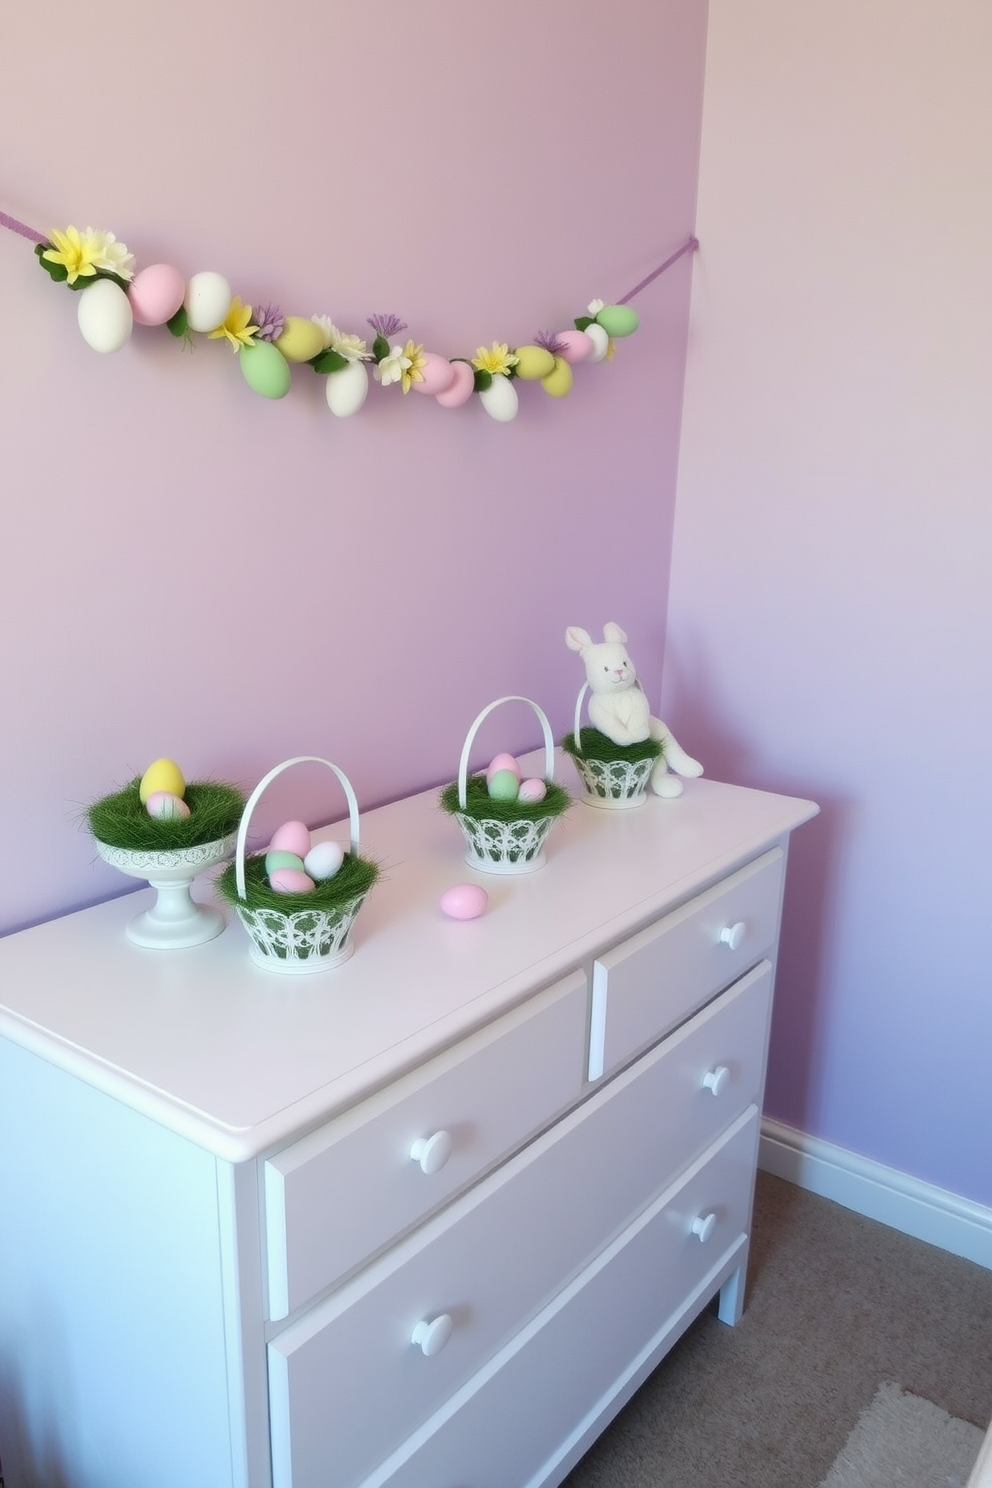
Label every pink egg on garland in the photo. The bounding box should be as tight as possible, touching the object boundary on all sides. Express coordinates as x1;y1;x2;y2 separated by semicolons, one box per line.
128;264;186;326
554;329;595;364
435;360;475;408
411;351;457;396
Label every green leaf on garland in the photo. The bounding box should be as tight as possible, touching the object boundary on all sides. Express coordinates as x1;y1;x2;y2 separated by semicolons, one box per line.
473;368;493;392
35;246;68;283
167;305;188;338
574;315;594;331
371;334;390;363
309;348;349;374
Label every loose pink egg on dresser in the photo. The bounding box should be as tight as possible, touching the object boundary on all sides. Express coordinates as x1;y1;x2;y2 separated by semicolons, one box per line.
270;820;312;858
440;883;489;920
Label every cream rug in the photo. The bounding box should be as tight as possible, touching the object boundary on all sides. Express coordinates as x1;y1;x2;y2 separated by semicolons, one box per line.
821;1382;983;1488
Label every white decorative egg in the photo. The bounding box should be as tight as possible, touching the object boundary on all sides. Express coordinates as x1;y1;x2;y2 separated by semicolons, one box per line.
184;271;232;333
478;375;519;423
77;278;134;353
325;359;369;417
584;323;611;362
304;840;345;881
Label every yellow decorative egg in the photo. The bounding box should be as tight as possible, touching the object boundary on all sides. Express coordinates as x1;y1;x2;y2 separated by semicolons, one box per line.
513;345;556;381
541;356;573;397
139;758;186;804
274;316;326;363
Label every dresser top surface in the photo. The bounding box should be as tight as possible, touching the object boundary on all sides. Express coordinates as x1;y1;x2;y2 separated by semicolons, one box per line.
0;765;816;1160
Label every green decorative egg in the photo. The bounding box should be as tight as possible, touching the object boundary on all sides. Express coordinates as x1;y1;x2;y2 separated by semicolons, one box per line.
488;768;520;802
264;849;306;875
239;341;292;399
595;304;640;338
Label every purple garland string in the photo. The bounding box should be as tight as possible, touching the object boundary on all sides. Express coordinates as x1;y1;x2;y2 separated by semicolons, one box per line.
617;235;699;305
0;209;46;245
1;206;698;304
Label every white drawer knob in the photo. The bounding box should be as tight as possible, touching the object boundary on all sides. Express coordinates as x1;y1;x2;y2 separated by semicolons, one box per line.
411;1313;453;1357
691;1212;717;1244
410;1130;454;1175
719;921;746;951
702;1065;730;1097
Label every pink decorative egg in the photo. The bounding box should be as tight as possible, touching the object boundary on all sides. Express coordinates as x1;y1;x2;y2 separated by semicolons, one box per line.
518;778;547;803
128;264;186;326
411;351;457;396
269;867;316;894
145;790;191;819
554;329;595;364
435;360;475;408
440;883;489;920
269;820;312;858
486;752;521;783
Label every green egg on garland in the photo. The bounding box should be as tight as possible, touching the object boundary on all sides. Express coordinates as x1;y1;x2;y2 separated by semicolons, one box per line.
0;211;700;424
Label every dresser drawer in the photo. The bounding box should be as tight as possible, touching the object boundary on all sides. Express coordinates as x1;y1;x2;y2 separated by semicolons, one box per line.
588;846;785;1079
263;971;587;1319
267;974;767;1488
359;1109;760;1488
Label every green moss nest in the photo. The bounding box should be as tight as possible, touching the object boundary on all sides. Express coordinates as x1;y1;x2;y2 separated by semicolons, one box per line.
215;851;380;916
439;773;570;823
87;778;246;852
560;728;662;765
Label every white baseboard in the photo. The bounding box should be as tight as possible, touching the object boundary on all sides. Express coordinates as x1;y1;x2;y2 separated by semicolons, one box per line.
759;1118;992;1271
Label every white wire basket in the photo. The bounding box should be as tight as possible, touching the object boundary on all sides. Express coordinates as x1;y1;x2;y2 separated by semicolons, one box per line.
226;756;375;974
565;684;659;810
445;696;567;875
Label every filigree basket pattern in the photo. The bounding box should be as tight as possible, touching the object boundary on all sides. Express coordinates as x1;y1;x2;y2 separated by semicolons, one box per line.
572;754;655;804
234;893;369;966
96;837;237;875
454;812;554;871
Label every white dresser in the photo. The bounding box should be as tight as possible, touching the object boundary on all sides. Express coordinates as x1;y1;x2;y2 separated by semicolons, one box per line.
0;769;816;1488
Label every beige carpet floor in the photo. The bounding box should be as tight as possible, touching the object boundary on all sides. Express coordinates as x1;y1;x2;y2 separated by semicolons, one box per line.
563;1171;992;1488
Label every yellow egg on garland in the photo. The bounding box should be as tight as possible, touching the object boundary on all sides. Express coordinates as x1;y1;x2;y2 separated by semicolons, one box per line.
139;757;186;805
274;316;325;363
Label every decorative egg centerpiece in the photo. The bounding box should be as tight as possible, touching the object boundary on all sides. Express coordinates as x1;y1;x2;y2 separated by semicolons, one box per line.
264;821;346;894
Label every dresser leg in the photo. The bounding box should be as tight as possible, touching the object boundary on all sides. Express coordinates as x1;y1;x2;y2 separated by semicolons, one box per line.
717;1263;745;1325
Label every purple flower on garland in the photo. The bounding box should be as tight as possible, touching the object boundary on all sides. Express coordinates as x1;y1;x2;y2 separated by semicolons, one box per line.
253;304;285;342
367;312;408;339
535;330;568;357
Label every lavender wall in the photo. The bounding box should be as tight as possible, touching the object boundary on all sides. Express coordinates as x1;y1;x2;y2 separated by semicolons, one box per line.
0;1;707;935
668;2;992;1205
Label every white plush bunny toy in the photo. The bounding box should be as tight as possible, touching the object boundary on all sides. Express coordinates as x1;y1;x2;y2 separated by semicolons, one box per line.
565;622;704;797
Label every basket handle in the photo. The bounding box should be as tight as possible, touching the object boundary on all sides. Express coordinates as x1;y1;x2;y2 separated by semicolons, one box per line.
235;755;361;902
573;683;590;742
458;696;555;809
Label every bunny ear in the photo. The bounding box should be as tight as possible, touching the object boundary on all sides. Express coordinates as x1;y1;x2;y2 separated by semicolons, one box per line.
566;626;593;652
603;622;628;644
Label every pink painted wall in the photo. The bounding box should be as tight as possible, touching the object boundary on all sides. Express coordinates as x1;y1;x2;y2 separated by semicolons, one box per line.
1;2;707;934
668;2;992;1205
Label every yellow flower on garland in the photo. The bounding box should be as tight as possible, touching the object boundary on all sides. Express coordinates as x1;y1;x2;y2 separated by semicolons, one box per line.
207;297;258;352
472;342;519;377
399;339;426;392
42;226;104;286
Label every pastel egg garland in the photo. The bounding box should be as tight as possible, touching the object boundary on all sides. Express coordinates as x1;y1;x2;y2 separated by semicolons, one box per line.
12;215;701;418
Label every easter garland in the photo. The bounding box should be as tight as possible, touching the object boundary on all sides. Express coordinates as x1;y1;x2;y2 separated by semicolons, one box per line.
1;207;697;422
